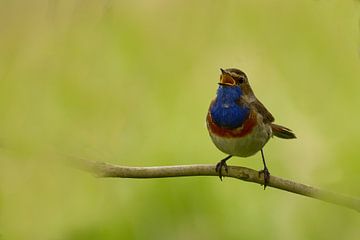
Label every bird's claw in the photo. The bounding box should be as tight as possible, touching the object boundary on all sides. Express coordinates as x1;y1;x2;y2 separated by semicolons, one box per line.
259;168;270;189
215;159;228;181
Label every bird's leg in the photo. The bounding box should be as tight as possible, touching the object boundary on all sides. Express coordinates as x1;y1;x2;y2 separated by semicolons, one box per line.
259;149;270;189
215;155;232;181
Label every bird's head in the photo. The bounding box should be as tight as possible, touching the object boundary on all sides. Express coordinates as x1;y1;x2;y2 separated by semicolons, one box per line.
219;68;253;96
217;68;255;104
218;68;253;96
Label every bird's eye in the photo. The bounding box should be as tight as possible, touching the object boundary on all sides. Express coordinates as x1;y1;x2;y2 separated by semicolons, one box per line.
238;77;245;84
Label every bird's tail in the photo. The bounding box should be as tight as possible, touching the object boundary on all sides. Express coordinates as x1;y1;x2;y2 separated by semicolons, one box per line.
271;123;296;139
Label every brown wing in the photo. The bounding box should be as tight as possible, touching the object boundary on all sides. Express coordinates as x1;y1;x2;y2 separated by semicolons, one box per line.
250;98;275;123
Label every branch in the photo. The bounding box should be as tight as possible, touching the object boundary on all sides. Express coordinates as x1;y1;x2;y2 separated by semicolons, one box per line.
83;161;360;212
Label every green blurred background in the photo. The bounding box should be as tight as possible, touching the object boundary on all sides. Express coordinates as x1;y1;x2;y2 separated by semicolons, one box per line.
1;0;360;239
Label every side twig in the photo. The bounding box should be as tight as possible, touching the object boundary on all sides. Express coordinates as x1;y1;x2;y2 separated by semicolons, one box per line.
83;161;360;212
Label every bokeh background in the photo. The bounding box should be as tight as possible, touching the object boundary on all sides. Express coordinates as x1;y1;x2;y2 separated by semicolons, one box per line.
1;0;360;239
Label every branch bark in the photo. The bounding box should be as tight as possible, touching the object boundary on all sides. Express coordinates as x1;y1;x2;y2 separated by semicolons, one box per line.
83;161;360;212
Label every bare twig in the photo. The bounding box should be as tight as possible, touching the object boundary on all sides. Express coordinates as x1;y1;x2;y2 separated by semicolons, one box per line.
82;161;360;212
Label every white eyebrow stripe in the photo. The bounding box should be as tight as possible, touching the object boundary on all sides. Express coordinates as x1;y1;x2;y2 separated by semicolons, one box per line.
230;73;240;78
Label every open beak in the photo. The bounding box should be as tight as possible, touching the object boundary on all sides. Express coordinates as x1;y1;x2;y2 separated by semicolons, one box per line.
219;68;236;86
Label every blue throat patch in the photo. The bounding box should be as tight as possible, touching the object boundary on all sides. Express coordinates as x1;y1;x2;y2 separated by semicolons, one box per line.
210;85;250;129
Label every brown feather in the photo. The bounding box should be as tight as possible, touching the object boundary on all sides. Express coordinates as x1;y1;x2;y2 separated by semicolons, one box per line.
271;123;296;139
250;98;275;123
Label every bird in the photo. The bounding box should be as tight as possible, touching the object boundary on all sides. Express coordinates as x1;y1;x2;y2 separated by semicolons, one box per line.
206;68;296;188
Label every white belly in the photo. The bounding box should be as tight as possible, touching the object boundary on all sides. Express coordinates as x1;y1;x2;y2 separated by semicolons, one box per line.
209;123;272;157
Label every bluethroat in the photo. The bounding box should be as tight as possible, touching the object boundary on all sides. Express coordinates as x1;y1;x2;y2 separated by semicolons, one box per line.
206;68;296;188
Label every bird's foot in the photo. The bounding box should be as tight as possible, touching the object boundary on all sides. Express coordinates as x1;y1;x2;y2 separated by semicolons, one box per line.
258;167;270;189
215;159;228;181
